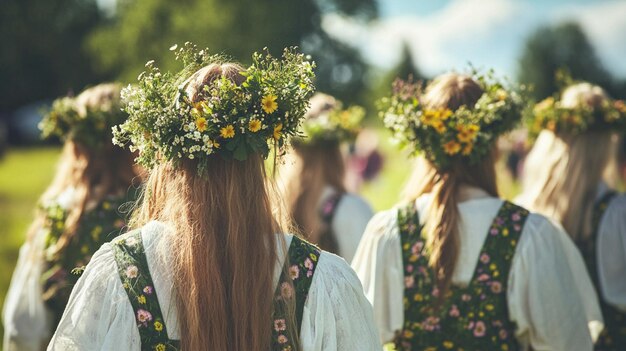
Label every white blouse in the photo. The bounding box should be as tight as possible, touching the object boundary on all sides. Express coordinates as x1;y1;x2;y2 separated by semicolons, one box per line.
518;182;626;312
319;187;374;263
351;189;603;351
2;188;77;351
47;221;381;351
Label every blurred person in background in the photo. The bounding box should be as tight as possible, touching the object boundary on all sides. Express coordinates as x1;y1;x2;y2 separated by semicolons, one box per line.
2;83;139;351
47;45;380;351
353;72;603;350
280;93;373;263
518;82;626;350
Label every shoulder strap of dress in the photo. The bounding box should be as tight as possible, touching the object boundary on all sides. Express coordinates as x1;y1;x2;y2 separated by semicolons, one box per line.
397;201;422;241
319;193;344;225
592;191;618;238
112;229;180;351
271;236;321;350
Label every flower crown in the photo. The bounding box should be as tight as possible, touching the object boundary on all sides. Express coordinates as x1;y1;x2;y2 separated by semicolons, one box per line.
39;84;125;148
378;71;524;169
296;94;364;145
527;94;626;137
113;42;316;173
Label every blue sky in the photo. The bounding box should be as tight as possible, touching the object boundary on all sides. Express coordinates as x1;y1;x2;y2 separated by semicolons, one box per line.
324;0;626;79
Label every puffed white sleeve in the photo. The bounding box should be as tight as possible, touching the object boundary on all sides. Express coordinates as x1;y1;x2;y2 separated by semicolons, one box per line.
351;210;404;344
2;230;53;351
332;194;374;263
597;195;626;311
507;214;604;351
300;251;382;351
47;243;140;351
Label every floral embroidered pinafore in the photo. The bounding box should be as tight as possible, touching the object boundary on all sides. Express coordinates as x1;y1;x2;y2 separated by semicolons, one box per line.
577;191;626;351
395;200;529;351
317;192;344;255
41;192;134;326
112;230;321;351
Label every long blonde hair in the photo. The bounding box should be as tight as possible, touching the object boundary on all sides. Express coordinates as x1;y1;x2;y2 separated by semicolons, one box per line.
281;94;346;251
403;73;497;302
130;63;297;350
521;83;618;240
29;84;136;252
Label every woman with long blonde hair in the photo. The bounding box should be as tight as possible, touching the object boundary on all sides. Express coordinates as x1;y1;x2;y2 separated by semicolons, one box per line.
281;93;373;262
3;83;138;351
48;44;379;350
352;72;602;350
518;82;626;350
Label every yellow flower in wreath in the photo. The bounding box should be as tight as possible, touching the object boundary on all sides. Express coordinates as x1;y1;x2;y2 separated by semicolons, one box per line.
196;117;208;132
432;120;447;134
462;143;473;156
439;109;453;120
262;94;278;114
456;124;479;143
420;110;439;126
273;123;283;140
220;125;235;139
248;119;262;132
443;140;461;155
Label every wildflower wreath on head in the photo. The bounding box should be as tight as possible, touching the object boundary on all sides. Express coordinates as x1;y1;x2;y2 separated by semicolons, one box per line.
113;42;316;174
526;92;626;138
39;84;125;148
378;71;524;170
296;94;365;145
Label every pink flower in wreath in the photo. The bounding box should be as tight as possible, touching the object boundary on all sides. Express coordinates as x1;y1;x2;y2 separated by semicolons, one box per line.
289;265;300;280
280;282;294;299
491;281;502;293
137;309;152;324
277;335;288;344
473;321;486;337
480;253;490;263
125;265;139;279
274;319;287;331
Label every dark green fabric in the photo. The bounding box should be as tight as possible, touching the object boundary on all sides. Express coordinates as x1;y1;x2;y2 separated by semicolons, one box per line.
41;192;134;327
395;201;529;351
577;191;626;351
113;232;321;351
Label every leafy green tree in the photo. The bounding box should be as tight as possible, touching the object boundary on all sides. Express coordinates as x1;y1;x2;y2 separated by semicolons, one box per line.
88;0;377;104
0;0;104;111
517;22;614;100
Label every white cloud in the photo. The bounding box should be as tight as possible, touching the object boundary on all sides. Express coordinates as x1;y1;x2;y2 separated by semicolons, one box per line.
322;0;626;78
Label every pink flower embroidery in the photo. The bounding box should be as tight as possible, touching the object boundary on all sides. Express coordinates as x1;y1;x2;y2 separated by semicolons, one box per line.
449;305;460;317
125;265;139;279
512;212;521;221
143;286;153;295
274;319;287;331
461;294;471;302
480;253;490;263
499;329;508;339
411;242;423;255
277;335;288;344
490;281;502;293
306;270;313;278
136;309;152;324
404;276;415;288
304;258;314;270
490;227;499;235
477;273;490;282
280;282;294;299
289;265;299;280
474;321;486;337
406;264;414;273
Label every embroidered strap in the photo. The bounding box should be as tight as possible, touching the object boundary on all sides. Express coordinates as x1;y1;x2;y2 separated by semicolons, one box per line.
271;236;321;350
395;200;529;351
114;231;321;351
113;230;179;351
317;193;343;254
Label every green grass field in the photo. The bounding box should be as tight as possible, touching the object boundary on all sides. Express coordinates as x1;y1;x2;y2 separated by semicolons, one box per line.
0;140;520;347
